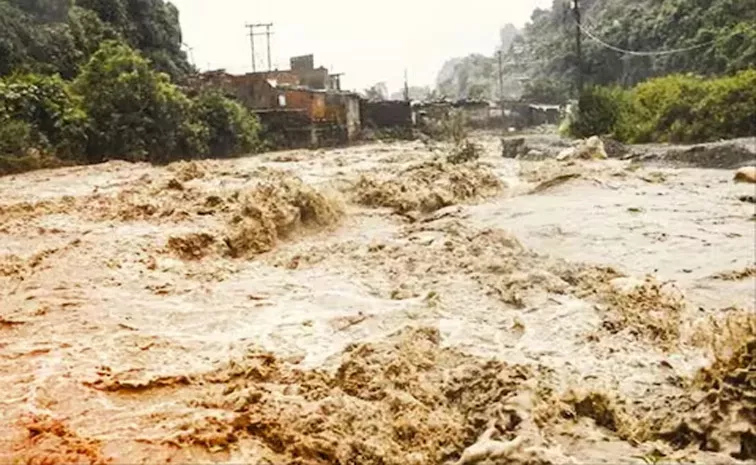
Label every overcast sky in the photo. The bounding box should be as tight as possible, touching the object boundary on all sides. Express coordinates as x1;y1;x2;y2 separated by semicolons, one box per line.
171;0;553;93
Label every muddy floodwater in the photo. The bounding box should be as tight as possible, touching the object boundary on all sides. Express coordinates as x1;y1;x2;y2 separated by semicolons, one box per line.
1;134;754;464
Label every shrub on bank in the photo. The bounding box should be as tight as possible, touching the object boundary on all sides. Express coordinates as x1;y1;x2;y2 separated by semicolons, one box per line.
690;69;756;142
0;41;263;176
569;85;636;141
72;41;197;163
567;70;756;144
631;74;709;143
193;89;263;158
0;73;88;161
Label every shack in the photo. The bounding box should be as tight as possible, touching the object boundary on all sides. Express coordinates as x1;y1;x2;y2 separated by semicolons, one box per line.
452;99;494;129
259;83;361;147
360;100;413;131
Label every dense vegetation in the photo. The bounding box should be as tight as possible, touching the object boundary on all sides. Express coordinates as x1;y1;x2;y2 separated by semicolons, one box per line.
568;69;756;143
511;0;756;94
0;0;263;175
0;0;190;80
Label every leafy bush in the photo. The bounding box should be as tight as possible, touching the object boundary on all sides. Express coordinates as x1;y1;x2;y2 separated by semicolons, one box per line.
73;40;192;163
568;85;635;140
0;119;63;174
0;41;264;176
521;78;570;105
568;70;756;144
193;90;263;158
0;118;34;156
686;69;756;142
0;1;264;177
0;72;88;159
631;74;709;143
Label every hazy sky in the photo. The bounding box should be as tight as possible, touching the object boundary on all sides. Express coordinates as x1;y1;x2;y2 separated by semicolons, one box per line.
171;0;553;93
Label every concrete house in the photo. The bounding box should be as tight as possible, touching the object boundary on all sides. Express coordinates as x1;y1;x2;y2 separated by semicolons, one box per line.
194;55;360;148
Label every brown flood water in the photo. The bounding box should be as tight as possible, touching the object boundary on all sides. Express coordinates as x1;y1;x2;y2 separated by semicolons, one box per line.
1;135;754;464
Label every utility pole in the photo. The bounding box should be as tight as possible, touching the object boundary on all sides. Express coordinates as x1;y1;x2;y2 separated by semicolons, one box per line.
573;0;584;97
403;69;410;102
497;50;504;103
497;50;505;129
245;24;256;72
330;73;344;91
264;24;273;71
245;23;274;72
182;42;195;68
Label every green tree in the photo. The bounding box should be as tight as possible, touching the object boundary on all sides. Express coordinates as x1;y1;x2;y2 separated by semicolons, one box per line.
521;78;570;104
193;90;263;158
0;1;34;76
8;0;72;23
503;0;756;93
0;72;87;159
0;0;191;81
72;40;191;163
68;6;119;60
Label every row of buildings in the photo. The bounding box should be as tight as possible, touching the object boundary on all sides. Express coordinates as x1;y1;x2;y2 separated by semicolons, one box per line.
191;54;362;148
190;54;561;148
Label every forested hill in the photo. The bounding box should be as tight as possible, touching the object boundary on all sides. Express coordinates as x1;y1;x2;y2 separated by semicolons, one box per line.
435;24;522;101
0;0;191;80
435;0;756;102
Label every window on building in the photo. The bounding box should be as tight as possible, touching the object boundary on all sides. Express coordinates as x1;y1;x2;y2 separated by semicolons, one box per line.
278;95;286;107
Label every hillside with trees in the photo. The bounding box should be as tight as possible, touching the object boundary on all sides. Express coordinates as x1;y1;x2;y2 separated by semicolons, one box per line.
511;0;756;96
435;24;523;101
0;0;191;80
437;0;756;103
0;0;262;175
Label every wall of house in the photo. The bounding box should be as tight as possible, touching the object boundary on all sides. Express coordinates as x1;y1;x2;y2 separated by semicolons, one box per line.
414;103;451;122
345;97;360;141
458;105;490;126
255;109;313;149
195;72;285;110
290;55;315;72
361;101;413;128
296;68;329;90
323;93;361;141
245;78;279;109
284;90;327;121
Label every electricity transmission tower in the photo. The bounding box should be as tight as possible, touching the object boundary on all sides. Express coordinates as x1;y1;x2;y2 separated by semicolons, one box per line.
245;23;274;72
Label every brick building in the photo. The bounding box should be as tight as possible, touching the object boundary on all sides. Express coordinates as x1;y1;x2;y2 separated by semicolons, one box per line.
194;54;359;147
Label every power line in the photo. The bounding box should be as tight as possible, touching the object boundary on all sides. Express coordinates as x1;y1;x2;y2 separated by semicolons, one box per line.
567;0;747;61
577;22;722;57
498;4;750;73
